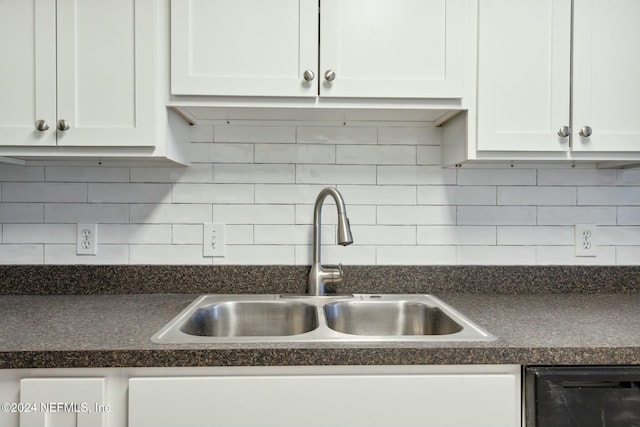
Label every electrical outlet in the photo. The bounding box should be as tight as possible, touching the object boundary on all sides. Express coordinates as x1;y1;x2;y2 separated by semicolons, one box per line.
77;223;98;255
575;224;597;257
203;223;225;257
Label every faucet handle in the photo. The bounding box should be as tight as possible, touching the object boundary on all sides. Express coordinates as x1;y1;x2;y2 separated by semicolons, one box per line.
338;263;343;276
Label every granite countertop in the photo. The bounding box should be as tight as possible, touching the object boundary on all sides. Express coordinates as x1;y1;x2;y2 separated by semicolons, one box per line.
2;265;640;369
2;292;640;368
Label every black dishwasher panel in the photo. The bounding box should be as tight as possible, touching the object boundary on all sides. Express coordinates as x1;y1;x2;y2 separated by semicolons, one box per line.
526;366;640;427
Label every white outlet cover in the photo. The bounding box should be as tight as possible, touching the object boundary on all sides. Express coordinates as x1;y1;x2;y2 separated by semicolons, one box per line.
77;223;98;255
574;224;597;257
203;223;225;257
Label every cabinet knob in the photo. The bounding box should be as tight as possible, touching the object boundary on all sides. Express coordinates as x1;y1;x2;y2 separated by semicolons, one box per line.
324;70;336;82
557;126;571;138
579;126;592;137
35;120;50;132
303;69;315;82
57;119;70;131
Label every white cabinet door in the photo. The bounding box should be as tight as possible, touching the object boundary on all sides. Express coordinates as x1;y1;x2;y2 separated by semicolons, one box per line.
320;0;466;98
130;373;519;427
476;0;571;151
572;0;640;152
20;378;106;427
171;0;319;97
56;0;156;147
0;0;56;147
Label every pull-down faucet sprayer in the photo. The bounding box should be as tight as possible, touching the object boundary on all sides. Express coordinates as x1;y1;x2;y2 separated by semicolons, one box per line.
307;187;353;296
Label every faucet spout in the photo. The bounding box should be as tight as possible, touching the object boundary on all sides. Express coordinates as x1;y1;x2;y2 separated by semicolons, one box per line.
308;187;353;296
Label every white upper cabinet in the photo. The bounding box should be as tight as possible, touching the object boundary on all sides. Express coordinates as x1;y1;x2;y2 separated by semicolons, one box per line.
171;0;319;97
572;0;640;152
55;0;156;147
0;0;56;147
475;0;640;155
0;0;189;164
476;0;571;152
171;0;467;99
320;0;465;98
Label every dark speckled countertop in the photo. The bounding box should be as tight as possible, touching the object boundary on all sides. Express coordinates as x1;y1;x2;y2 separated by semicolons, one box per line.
1;266;640;368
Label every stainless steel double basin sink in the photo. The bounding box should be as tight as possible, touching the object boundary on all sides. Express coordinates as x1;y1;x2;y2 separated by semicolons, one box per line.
152;294;494;344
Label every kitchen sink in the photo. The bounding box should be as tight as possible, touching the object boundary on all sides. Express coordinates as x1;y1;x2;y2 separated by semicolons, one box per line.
151;294;494;344
180;301;318;337
324;300;463;336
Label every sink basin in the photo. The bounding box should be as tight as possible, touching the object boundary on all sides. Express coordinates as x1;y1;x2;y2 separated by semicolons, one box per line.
151;294;494;344
324;300;463;336
180;301;318;337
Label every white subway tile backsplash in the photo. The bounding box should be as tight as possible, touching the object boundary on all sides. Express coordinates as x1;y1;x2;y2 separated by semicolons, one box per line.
337;185;416;205
619;207;640;225
45;203;128;224
46;166;129;183
599;226;640;245
45;244;129;265
255;144;335;164
254;224;334;245
1;123;638;266
458;169;536;186
296;165;376;184
130;244;210;265
458;206;536;225
377;206;457;225
417;186;496;205
376;246;456;265
295;244;376;265
0;244;43;264
295;205;377;226
337;145;416;165
417;226;496;245
190;143;254;164
213;204;294;225
190;125;214;143
536;246;616;265
3;183;87;203
216;245;294;265
350;226;417;245
457;246;537;265
99;224;172;244
130;165;212;183
214;164;295;184
297;126;377;145
88;183;171;204
618;169;640;185
538;169;618;186
172;224;204;244
255;184;327;204
378;126;441;145
3;224;75;244
0;164;44;181
172;184;254;204
377;166;456;185
497;226;573;245
1;203;44;223
537;206;617;225
215;125;296;143
617;247;640;265
130;204;211;224
416;146;442;166
498;186;576;206
577;187;640;206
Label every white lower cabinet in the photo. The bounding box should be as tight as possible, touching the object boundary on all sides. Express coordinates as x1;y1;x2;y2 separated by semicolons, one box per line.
0;365;520;427
20;378;106;427
129;366;520;427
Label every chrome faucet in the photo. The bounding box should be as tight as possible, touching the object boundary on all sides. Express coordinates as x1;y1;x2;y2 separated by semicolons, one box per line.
308;187;353;296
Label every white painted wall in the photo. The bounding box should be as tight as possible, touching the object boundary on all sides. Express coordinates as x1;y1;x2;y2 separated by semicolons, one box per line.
0;123;638;265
